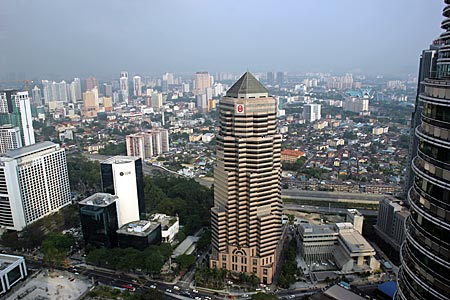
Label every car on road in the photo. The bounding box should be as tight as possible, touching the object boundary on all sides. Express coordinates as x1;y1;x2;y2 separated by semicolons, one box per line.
166;288;172;293
149;284;156;289
174;285;180;291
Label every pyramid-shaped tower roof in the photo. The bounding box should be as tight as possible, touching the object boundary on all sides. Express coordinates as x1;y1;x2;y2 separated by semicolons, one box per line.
226;72;269;98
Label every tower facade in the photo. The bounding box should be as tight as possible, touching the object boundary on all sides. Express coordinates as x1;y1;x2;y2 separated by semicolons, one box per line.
397;2;450;299
100;156;145;226
0;90;35;146
210;72;282;284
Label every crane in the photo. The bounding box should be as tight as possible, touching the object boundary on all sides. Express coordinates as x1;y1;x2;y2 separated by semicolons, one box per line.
0;80;30;92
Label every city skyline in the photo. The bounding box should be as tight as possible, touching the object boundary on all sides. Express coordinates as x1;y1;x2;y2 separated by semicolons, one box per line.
0;0;444;79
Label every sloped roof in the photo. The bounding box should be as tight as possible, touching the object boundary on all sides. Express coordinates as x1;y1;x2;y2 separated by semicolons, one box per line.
226;72;268;97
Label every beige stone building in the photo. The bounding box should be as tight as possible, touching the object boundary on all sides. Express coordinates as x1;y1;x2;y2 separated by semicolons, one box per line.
210;72;282;284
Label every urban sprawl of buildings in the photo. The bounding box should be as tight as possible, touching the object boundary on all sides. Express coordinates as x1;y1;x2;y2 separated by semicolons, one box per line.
0;2;449;299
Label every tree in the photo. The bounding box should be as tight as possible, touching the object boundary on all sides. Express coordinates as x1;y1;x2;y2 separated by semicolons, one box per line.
42;233;74;267
99;143;126;156
176;254;196;270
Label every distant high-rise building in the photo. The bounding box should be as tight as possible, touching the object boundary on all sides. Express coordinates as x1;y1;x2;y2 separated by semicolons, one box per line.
276;71;285;85
101;156;145;226
31;86;42;105
126;129;169;159
266;71;275;85
133;76;142;97
0;142;71;231
196;94;207;113
41;80;68;103
397;3;450;300
55;80;68;103
163;72;174;85
41;80;54;103
103;83;113;97
195;72;212;95
69;78;82;103
0;90;35;146
303;103;321;122
210;72;283;284
82;88;99;118
0;125;22;153
84;77;98;91
405;45;439;195
119;71;129;103
151;92;163;109
182;83;190;93
343;97;369;114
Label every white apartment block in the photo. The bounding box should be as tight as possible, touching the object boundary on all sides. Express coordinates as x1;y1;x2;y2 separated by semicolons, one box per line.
0;142;71;231
304;103;321;122
343;97;369;113
126;129;169;160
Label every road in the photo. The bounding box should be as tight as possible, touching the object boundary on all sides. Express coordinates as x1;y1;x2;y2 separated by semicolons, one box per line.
282;189;383;204
283;204;378;216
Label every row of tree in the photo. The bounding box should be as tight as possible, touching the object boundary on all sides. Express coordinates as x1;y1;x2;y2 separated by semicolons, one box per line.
143;176;214;235
86;244;172;275
278;238;299;288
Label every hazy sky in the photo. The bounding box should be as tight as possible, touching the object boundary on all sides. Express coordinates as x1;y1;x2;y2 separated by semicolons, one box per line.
0;0;445;79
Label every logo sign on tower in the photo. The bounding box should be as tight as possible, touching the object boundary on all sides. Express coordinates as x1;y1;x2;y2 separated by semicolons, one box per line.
236;104;245;114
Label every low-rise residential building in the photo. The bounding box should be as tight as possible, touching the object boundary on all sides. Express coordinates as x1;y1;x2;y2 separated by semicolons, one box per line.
281;149;306;163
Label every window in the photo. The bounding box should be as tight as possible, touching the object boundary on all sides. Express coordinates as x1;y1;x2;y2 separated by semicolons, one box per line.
263;269;268;275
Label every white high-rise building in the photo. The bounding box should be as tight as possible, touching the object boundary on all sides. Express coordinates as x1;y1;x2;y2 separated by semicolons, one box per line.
163;73;174;85
133;76;142;97
55;80;68;103
69;78;82;102
100;157;143;227
0;90;35;146
303;103;321;122
151;92;163;109
0;125;22;153
0;142;71;231
42;80;68;103
119;71;129;104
